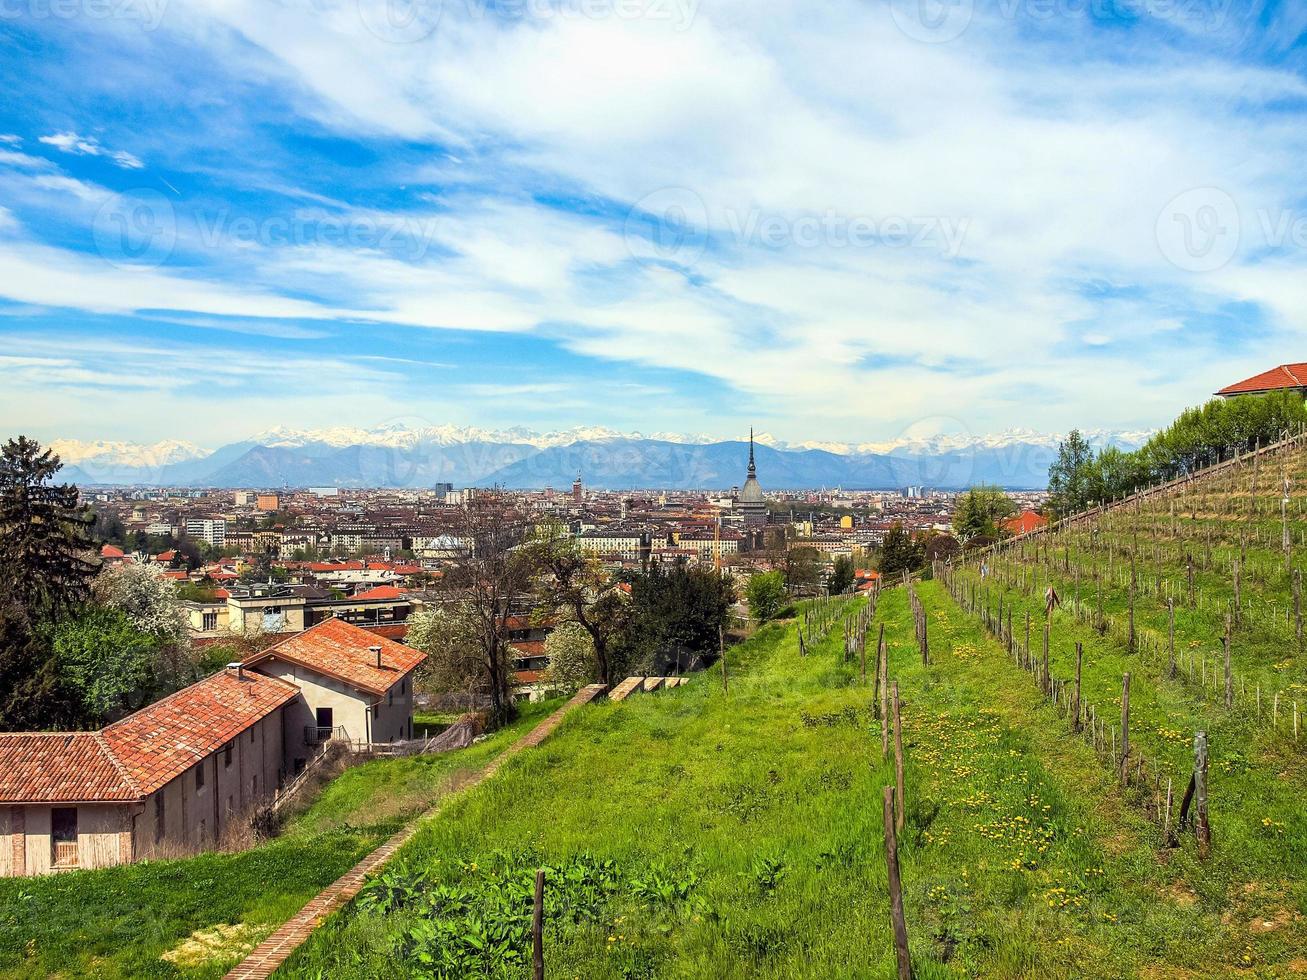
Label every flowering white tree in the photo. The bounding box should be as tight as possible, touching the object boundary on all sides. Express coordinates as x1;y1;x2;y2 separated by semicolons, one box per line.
92;561;188;647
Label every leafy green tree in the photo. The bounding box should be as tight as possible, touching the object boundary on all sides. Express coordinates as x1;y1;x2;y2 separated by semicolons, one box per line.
620;562;735;670
879;523;924;577
827;554;855;595
746;570;786;623
53;607;158;726
952;485;1017;541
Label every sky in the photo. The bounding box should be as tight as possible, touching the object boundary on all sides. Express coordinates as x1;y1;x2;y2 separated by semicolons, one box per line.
2;0;1307;450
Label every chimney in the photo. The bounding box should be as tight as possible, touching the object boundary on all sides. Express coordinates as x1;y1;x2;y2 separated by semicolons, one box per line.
226;661;244;680
369;644;382;668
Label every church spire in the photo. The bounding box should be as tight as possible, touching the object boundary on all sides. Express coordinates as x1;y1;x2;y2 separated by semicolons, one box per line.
747;427;756;477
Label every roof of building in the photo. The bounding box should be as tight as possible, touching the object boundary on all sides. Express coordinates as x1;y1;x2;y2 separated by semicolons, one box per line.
1216;363;1307;396
1001;510;1049;535
100;668;299;798
0;732;139;803
0;668;299;804
100;544;125;559
351;585;404;601
246;617;426;697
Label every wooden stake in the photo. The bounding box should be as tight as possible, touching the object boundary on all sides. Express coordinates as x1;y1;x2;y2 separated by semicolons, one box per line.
533;869;545;980
1120;673;1131;785
892;680;906;834
882;785;913;980
1072;642;1083;732
1194;731;1210;859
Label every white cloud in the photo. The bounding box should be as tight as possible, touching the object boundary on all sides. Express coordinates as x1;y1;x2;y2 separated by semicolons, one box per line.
38;131;144;169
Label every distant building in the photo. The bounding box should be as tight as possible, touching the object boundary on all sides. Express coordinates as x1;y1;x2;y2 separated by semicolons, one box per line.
736;430;767;525
256;493;280;512
572;473;583;505
185;518;227;548
1216;363;1307;398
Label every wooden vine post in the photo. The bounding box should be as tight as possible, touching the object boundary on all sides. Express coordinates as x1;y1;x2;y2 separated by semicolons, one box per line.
892;680;906;833
1223;616;1233;710
1194;732;1211;858
533;869;545;980
1072;642;1083;733
882;785;913;980
1167;599;1176;679
1119;673;1131;785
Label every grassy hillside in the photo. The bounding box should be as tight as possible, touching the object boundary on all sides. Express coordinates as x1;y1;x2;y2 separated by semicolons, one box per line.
0;700;561;979
278;584;1287;978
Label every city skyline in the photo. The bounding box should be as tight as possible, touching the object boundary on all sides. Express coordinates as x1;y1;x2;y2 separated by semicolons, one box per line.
4;3;1307;445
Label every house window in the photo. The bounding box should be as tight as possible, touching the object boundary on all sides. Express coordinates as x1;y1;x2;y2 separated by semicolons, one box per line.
223;743;233;768
400;679;406;696
202;612;218;631
195;763;205;790
250;728;255;743
388;690;393;707
51;807;78;866
155;794;166;844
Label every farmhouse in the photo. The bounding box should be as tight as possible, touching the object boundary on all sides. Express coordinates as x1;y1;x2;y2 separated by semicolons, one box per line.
1215;363;1307;398
0;618;424;878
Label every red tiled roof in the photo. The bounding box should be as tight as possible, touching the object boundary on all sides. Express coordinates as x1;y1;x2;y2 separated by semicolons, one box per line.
1216;363;1307;396
100;544;125;559
352;585;403;601
0;732;139;803
0;669;298;804
247;618;426;697
100;668;299;797
1002;510;1048;535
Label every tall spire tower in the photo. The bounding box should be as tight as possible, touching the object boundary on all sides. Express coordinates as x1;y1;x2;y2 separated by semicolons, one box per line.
738;427;766;525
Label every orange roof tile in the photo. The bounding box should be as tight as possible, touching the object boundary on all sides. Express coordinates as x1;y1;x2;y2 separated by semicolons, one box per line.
352;585;404;601
100;669;299;797
247;618;426;697
1216;363;1307;395
100;544;125;559
1001;510;1048;535
0;732;140;803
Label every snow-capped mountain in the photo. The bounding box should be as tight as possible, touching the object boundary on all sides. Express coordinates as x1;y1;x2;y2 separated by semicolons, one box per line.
248;424;724;451
49;439;209;468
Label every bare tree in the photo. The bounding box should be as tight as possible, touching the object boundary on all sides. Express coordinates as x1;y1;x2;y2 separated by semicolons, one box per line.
428;491;536;723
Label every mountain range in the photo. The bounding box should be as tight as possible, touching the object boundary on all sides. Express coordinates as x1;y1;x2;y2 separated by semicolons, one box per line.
48;425;1149;490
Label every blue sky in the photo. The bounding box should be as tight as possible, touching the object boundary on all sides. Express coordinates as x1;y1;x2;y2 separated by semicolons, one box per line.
3;0;1307;450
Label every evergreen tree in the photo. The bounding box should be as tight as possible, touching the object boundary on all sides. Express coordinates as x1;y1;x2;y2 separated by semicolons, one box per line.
827;554;855;595
879;523;924;577
0;436;97;624
1047;429;1095;517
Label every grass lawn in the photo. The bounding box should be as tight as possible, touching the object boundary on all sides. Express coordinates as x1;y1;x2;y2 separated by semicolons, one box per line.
0;699;561;979
279;586;1287;978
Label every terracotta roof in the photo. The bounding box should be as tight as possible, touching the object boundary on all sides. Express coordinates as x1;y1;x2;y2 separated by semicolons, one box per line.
1002;510;1048;535
247;618;426;697
100;544;125;559
352;585;404;601
100;668;299;797
0;669;298;804
0;732;140;803
1216;363;1307;396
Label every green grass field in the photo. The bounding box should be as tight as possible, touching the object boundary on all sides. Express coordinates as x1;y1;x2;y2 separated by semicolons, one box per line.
0;699;560;979
276;583;1300;978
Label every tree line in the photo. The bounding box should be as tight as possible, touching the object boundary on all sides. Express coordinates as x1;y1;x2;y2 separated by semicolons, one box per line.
1047;391;1307;518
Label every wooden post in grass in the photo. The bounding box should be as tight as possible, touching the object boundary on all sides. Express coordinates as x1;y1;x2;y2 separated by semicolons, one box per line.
1119;673;1131;785
1167;599;1176;679
860;627;867;685
1223;616;1233;710
719;625;728;695
920;614;928;666
1163;777;1174;846
882;786;913;980
1296;570;1303;651
1072;642;1083;733
533;869;545;980
1042;621;1051;695
892;681;906;834
1194;732;1210;859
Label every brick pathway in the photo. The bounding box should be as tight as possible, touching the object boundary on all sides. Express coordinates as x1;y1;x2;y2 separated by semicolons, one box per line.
224;684;608;980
